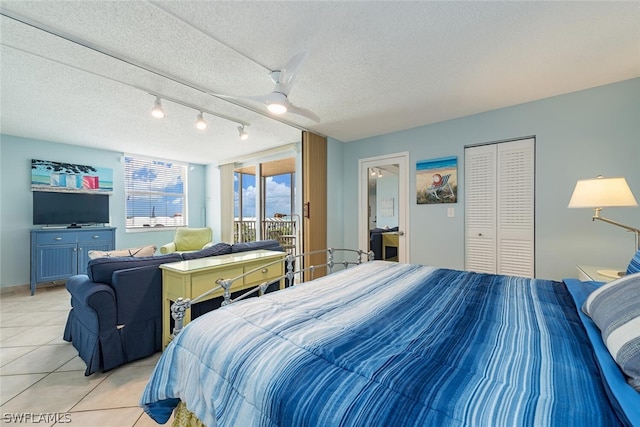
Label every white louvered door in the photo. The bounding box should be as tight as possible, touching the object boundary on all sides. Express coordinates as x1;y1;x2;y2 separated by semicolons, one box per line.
465;138;535;278
465;144;497;274
496;139;534;277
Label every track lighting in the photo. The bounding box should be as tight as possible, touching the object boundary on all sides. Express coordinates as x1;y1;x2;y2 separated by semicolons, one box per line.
238;125;249;141
148;94;249;139
151;97;166;119
195;112;207;130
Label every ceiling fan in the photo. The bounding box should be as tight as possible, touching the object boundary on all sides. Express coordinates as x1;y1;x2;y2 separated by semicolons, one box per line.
218;52;320;122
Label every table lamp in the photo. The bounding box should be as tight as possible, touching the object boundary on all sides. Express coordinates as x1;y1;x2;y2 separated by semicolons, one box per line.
568;176;640;276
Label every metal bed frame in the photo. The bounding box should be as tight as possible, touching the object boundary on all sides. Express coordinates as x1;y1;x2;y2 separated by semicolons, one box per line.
170;248;373;339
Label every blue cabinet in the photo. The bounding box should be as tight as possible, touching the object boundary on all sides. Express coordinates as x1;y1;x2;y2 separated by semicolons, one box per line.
30;228;116;295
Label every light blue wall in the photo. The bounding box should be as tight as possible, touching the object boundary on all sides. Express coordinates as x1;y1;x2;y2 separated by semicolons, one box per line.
338;78;640;281
376;174;399;229
0;135;207;288
327;138;345;250
3;79;637;286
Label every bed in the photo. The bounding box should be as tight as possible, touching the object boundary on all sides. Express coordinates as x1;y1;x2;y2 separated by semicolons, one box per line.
141;258;640;426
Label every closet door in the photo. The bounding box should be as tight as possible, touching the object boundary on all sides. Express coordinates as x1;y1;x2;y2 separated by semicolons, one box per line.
465;144;497;273
465;138;535;278
496;139;534;277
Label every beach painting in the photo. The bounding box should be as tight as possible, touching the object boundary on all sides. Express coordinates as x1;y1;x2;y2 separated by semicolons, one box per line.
416;156;457;204
31;159;113;193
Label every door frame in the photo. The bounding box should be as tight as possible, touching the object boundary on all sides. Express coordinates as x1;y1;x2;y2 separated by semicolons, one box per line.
358;152;410;263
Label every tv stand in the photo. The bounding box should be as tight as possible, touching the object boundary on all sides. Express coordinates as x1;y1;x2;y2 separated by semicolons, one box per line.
30;227;116;295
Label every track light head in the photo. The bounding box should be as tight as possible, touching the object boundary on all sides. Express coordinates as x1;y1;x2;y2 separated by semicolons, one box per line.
151;97;166;119
238;125;249;141
195;112;207;130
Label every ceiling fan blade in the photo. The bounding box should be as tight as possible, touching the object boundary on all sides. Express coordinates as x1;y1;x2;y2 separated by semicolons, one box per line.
287;103;320;122
279;51;309;87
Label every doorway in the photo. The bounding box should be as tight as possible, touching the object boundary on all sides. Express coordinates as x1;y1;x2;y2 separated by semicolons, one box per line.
358;152;409;263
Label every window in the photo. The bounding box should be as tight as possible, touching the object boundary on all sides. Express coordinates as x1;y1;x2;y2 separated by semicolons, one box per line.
124;156;187;229
233;157;296;243
263;173;294;218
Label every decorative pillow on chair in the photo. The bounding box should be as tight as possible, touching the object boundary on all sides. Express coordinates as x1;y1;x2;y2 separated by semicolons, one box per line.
174;227;212;251
582;272;640;391
88;245;157;260
626;249;640;275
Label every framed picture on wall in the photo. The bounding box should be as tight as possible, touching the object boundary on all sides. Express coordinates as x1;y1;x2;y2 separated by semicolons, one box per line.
416;156;457;204
31;159;113;194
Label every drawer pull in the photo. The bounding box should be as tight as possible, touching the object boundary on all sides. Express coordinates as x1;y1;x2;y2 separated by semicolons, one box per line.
92;235;100;239
54;237;62;241
261;268;268;273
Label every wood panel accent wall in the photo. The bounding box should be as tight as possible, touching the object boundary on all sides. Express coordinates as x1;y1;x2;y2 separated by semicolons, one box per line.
302;131;328;281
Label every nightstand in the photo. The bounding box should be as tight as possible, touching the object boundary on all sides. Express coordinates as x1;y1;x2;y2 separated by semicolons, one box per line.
576;265;625;283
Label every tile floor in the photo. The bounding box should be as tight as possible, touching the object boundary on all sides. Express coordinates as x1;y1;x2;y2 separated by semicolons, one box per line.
0;285;173;426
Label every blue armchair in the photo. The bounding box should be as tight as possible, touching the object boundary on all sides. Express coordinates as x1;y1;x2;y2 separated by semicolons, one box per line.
63;254;182;375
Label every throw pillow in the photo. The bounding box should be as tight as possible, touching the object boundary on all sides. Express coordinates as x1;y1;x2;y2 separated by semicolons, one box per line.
88;245;157;260
626;249;640;275
582;272;640;391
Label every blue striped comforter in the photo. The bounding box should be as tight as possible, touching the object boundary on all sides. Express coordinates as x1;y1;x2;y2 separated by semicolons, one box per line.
141;261;622;426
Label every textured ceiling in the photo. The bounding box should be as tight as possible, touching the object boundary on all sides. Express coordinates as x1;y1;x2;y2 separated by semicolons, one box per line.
1;1;638;164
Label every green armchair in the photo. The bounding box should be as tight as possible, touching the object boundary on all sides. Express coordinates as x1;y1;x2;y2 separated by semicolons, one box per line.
160;227;214;254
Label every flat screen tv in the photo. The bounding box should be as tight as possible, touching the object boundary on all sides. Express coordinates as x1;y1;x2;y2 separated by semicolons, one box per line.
33;191;110;227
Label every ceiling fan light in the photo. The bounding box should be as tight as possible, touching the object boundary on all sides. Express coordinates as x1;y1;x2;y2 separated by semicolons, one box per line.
267;103;287;114
266;92;288;114
151;97;165;119
195;112;207;130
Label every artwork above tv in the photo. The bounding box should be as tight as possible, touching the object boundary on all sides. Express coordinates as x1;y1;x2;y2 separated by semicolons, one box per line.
32;191;110;228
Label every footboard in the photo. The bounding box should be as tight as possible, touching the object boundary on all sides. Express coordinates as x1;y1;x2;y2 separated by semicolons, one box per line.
170;248;373;339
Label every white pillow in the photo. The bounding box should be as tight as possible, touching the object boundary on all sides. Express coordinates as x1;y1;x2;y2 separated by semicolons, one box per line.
88;245;157;260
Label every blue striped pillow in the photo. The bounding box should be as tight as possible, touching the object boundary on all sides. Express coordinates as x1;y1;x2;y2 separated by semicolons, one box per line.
583;273;640;391
627;249;640;275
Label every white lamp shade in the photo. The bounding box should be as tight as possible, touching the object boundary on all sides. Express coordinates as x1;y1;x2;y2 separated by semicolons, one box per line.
568;177;638;208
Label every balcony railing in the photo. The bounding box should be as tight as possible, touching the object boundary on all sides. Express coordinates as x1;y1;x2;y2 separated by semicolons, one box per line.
234;218;298;255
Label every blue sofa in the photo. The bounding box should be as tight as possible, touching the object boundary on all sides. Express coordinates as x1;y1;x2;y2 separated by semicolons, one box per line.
63;240;282;375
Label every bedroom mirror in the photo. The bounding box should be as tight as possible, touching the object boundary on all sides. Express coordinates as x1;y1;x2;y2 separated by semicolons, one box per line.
359;153;409;263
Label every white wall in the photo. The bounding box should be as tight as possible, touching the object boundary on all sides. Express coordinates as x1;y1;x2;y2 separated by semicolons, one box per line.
337;78;640;281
